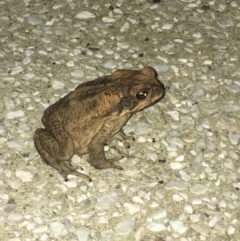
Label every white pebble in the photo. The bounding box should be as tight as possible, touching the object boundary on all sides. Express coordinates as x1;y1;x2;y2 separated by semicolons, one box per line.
190;214;201;222
137;136;146;143
26;223;36;231
104;60;117;69
147;152;158;162
102;17;116;23
223;104;240;112
6;110;25;119
7;212;24;223
22;56;31;65
192;86;204;98
98;216;108;224
162;23;173;29
22;72;35;81
7;139;26;151
151;208;167;220
135;122;150;134
150;201;159;208
175;155;185;162
97;181;109;193
105;49;114;55
63;179;77;188
76;11;95;19
33;225;48;233
165;181;187;191
117;42;130;49
184;205;193;214
71;69;84;79
25;49;34;56
208;216;219;227
52;80;65;89
120;22;129;32
167;110;179;121
179;170;191;181
124;203;140;215
193;32;202;38
167;144;177;152
168;137;185;148
7;179;21;190
66;61;74;67
16;170;34;182
192;199;202;205
191;223;210;236
95;53;103;58
190;184;209;195
153;64;170;73
77;194;87;203
28;15;40;25
218;200;227;208
76;228;90;241
227;225;236;235
170;221;188;234
228;133;240;145
147;222;166;232
0;125;5;135
132;196;144;204
50;221;67;238
171;65;179;74
224;159;234;169
215;119;238;132
170;162;184;170
217;18;234;28
115;218;135;235
34;180;48;190
203;60;212;65
134;227;146;241
23;0;31;6
173;194;184;201
39;50;48;55
52;3;63;9
95;191;119;209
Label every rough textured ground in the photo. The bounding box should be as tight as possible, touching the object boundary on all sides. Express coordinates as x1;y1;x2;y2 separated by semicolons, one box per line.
1;0;240;240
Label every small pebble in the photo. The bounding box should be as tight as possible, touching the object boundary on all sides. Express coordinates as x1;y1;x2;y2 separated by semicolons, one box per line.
50;222;67;238
76;11;95;19
190;184;209;195
6;110;25;119
115;218;135;235
7;212;24;223
147;222;166;232
170;221;188;234
76;228;90;241
15;170;34;182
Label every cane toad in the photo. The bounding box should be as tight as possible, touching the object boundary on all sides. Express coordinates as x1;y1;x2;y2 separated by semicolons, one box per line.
34;67;165;181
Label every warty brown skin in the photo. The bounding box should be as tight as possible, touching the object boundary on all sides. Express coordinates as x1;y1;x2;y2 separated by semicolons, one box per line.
34;67;165;181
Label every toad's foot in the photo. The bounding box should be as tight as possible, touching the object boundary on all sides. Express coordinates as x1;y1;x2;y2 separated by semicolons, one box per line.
89;155;124;170
57;162;92;182
108;129;135;148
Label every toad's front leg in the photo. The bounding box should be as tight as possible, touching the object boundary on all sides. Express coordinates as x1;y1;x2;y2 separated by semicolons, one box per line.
107;128;135;148
88;129;123;170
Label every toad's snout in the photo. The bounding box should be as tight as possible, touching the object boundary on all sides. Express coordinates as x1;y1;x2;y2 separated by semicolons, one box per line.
154;81;166;100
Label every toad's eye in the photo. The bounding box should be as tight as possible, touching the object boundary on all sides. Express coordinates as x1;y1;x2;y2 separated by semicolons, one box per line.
136;91;148;100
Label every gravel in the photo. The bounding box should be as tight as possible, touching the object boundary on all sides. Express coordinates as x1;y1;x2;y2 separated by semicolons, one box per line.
1;0;240;240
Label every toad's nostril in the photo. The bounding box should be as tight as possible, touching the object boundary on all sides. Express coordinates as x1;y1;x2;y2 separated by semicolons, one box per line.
165;86;170;91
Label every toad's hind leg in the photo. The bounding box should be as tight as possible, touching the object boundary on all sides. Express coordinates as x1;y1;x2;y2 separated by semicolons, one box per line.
34;128;92;182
